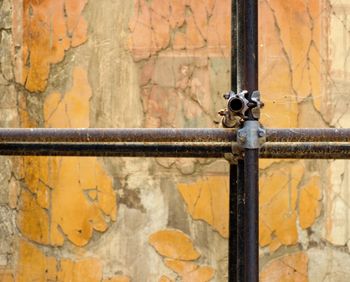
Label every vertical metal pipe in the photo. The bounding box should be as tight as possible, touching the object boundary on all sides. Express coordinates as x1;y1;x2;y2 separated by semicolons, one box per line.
244;150;259;281
236;0;247;281
237;159;245;281
229;164;238;281
237;0;244;93
229;0;239;281
238;0;260;281
244;0;259;95
231;0;238;92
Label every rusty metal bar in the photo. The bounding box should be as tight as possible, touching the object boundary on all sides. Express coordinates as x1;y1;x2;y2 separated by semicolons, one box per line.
0;142;349;159
0;143;229;158
236;159;245;280
229;0;239;279
261;142;350;159
1;128;350;143
236;0;260;279
0;128;236;143
266;128;350;142
229;163;238;281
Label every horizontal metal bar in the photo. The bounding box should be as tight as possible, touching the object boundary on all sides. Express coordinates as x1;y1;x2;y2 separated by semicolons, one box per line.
0;128;350;143
1;142;350;159
266;128;350;142
0;143;229;158
0;128;236;143
261;142;350;159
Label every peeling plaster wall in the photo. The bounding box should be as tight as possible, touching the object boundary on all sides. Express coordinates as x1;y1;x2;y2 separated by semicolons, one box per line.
0;0;350;281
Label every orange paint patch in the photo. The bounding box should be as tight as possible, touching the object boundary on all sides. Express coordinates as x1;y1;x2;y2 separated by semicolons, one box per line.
48;157;116;246
149;229;200;260
260;164;322;252
17;189;50;244
260;252;309;282
150;230;215;281
259;163;304;250
44;67;92;128
12;0;88;92
164;259;198;275
177;176;229;238
259;0;322;128
164;259;215;282
16;240;104;282
17;68;117;246
181;266;215;282
299;175;322;229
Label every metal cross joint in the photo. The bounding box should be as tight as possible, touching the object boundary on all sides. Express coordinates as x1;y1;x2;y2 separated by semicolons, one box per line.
219;90;264;128
237;121;266;149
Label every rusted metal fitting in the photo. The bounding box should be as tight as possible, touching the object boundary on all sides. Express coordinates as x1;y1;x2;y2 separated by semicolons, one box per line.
237;121;266;149
226;90;250;117
218;109;241;128
219;90;264;128
250;91;264;120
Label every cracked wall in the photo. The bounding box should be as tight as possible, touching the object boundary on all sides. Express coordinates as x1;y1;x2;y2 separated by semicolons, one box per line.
0;0;350;281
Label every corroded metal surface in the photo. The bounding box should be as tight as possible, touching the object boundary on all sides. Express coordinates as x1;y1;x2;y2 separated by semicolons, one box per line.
261;142;350;159
0;141;349;159
266;128;350;142
0;142;230;158
0;128;237;143
2;128;350;143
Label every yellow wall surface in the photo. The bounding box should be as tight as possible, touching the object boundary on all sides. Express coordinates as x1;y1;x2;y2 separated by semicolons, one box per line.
0;0;349;281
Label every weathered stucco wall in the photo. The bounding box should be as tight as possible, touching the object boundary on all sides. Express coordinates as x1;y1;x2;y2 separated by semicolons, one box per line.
0;0;349;281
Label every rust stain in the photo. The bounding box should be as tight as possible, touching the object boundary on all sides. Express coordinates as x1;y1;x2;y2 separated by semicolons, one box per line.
177;176;229;238
17;68;117;246
260;252;309;282
12;0;88;92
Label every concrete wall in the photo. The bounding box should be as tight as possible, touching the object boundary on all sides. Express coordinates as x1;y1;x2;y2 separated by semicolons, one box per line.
0;0;349;281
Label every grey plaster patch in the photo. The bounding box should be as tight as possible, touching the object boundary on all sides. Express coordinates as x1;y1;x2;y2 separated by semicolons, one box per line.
0;0;12;30
308;247;350;282
0;157;12;205
0;205;16;266
0;30;14;81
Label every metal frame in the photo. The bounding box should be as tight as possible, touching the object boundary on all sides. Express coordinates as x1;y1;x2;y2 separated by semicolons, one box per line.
1;1;349;281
